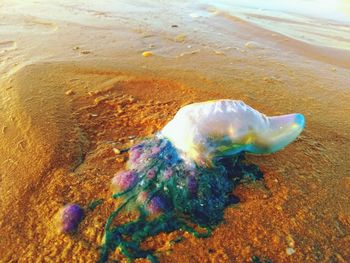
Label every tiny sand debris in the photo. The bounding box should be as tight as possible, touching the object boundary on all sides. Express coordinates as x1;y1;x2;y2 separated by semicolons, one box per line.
73;46;80;50
113;148;121;155
189;13;200;18
65;89;75;95
17;139;26;150
94;95;109;105
245;41;259;49
179;49;200;57
171;24;178;28
175;34;186;42
286;247;296;255
116;156;126;163
286;235;295;247
90;113;98;117
128;97;136;103
214;50;225;55
142;51;153;57
80;50;91;55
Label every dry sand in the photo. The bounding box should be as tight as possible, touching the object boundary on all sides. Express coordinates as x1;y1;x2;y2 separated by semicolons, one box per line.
0;1;350;262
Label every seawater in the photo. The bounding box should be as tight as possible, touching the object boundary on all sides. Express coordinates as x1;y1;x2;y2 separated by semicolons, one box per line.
203;0;350;50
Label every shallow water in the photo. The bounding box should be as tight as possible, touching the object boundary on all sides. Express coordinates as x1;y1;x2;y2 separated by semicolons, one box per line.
1;0;350;80
208;0;350;50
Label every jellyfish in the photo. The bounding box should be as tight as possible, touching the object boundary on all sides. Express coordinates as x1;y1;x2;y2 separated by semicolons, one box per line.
58;204;84;233
100;100;305;262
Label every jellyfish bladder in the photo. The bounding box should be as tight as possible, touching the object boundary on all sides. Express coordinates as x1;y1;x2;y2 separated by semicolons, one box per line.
161;100;305;163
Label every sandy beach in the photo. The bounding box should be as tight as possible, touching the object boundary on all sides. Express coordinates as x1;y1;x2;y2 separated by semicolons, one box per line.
1;0;350;262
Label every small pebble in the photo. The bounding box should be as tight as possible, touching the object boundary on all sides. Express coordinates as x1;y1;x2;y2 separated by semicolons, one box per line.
80;50;91;55
175;34;186;42
112;148;121;155
65;89;75;96
142;51;153;57
286;247;295;255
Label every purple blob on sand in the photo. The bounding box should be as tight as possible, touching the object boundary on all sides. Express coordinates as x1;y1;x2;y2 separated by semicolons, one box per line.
111;170;138;192
129;147;143;163
147;195;169;214
59;204;84;233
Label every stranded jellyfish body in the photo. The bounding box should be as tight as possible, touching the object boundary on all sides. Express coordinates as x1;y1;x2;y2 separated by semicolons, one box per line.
100;100;305;262
161;100;305;163
58;204;84;233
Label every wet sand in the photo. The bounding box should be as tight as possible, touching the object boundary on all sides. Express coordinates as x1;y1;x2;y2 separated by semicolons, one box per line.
1;1;350;262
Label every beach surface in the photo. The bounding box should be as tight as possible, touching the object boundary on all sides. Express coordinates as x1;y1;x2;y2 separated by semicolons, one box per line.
0;0;350;262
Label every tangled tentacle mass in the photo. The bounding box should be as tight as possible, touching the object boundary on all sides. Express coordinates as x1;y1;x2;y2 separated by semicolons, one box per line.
100;136;263;262
93;100;304;262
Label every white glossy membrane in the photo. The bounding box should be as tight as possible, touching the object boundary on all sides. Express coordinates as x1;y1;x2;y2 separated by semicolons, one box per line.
161;100;305;164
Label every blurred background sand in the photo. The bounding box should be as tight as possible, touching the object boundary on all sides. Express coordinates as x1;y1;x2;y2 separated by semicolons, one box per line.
0;0;350;262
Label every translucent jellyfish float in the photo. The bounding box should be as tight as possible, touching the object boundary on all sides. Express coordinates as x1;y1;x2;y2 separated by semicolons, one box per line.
100;100;305;262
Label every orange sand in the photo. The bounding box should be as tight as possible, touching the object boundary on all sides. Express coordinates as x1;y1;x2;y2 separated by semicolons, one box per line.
1;1;350;262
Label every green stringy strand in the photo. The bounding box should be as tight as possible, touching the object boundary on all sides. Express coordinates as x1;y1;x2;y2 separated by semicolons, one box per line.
98;138;263;262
